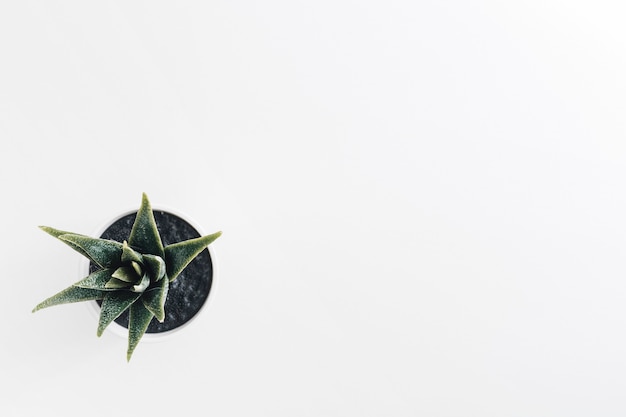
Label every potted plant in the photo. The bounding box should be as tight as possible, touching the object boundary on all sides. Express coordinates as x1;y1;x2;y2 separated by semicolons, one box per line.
32;193;221;361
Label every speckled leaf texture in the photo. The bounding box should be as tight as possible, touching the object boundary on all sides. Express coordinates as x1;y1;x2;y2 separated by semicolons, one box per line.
141;276;169;322
59;234;123;269
164;231;222;281
74;268;117;290
127;301;154;361
121;241;143;264
128;193;164;258
32;286;105;312
39;226;92;262
98;291;142;337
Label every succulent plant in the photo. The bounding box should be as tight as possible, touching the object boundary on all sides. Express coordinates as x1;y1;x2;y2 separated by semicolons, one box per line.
33;193;221;361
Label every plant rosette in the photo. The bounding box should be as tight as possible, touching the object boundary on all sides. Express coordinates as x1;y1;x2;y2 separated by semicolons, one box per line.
84;204;218;343
33;193;221;361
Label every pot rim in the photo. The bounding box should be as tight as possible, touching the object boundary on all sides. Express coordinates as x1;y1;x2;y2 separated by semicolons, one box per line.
82;203;219;343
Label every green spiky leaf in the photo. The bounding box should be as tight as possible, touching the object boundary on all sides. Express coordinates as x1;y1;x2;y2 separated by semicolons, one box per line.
143;254;166;281
164;231;222;281
97;291;142;337
131;261;143;276
131;274;150;293
141;276;169;322
121;241;143;264
105;278;131;289
74;268;117;290
112;266;139;283
128;193;164;257
127;301;154;361
59;234;123;269
39;226;95;262
33;286;105;312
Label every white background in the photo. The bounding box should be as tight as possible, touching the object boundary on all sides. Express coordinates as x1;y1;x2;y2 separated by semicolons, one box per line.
1;1;625;415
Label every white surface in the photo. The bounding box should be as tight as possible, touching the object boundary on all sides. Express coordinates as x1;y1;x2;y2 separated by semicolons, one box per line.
1;1;625;415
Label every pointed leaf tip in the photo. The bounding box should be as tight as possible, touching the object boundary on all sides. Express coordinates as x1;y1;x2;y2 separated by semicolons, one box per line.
142;276;169;322
33;286;105;312
121;241;143;264
164;231;222;281
39;225;56;234
128;193;164;257
39;226;84;238
74;268;117;290
127;301;153;361
39;227;102;263
97;291;141;337
59;234;123;268
143;254;166;282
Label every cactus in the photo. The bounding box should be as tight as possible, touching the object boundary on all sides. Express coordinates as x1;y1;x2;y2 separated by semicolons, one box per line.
33;193;221;361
